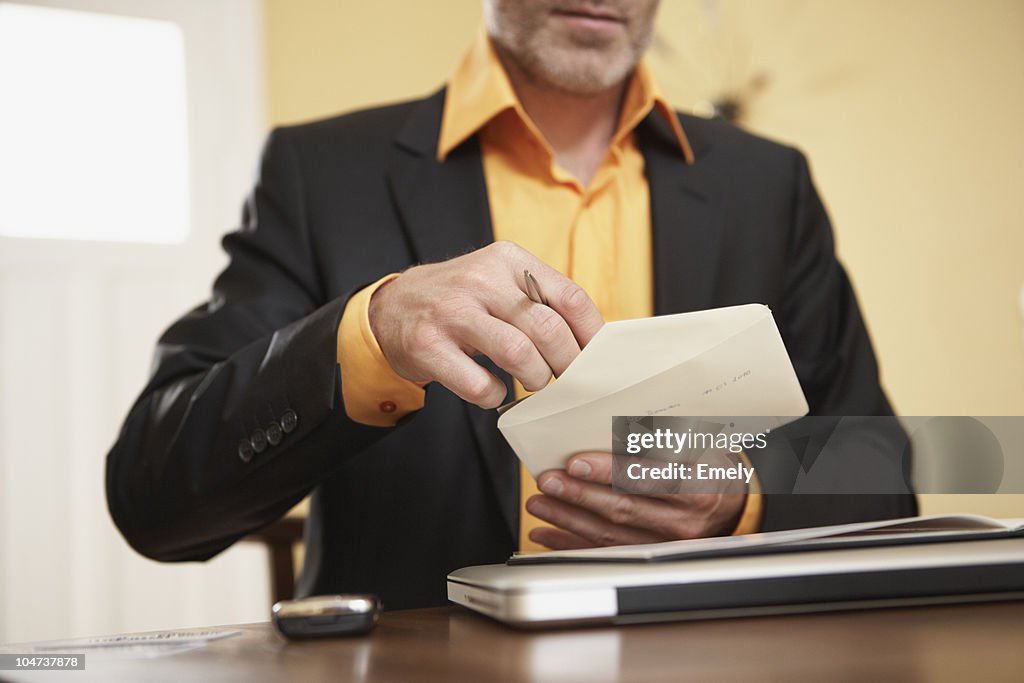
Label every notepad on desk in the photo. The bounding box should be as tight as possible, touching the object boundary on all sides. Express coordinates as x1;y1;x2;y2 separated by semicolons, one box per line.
497;303;810;478
507;514;1024;565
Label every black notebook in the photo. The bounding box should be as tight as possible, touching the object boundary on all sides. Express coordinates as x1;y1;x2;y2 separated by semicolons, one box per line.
508;514;1024;565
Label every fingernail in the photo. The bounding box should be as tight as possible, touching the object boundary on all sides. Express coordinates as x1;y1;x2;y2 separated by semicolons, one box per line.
539;476;563;495
526;497;548;516
568;459;592;479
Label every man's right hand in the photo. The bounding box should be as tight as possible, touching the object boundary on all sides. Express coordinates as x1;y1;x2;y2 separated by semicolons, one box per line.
368;241;604;409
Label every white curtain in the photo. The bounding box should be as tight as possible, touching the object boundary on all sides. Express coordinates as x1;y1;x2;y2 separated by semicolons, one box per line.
0;0;271;643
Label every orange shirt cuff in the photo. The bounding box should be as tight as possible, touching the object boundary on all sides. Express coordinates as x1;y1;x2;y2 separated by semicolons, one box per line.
731;450;764;536
338;274;426;427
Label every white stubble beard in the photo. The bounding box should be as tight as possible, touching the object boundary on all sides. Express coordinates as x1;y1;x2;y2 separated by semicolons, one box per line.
485;2;656;97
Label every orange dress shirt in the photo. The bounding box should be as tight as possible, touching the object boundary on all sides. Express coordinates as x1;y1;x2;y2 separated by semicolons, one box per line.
336;31;762;552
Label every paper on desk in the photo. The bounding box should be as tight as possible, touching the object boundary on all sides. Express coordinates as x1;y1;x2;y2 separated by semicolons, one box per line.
13;628;242;660
497;304;809;478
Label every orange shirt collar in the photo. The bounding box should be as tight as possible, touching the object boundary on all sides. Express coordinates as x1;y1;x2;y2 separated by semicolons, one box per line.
437;30;693;165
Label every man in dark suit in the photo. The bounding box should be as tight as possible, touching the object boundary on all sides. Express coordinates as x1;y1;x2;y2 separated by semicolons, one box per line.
106;0;915;609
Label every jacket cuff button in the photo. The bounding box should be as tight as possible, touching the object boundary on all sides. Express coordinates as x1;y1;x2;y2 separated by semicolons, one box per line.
280;409;298;433
250;429;268;453
238;439;255;463
266;422;283;446
379;400;397;413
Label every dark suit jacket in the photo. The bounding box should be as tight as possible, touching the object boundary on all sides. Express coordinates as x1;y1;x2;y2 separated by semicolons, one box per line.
105;89;917;609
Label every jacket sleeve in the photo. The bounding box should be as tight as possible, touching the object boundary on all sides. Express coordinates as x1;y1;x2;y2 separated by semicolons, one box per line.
757;149;918;529
105;127;392;561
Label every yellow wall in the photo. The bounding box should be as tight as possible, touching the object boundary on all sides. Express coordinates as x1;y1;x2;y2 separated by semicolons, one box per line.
263;0;1024;517
263;0;482;125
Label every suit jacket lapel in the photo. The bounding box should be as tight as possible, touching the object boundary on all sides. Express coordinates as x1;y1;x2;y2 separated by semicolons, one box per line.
387;89;493;263
638;113;724;315
386;89;520;543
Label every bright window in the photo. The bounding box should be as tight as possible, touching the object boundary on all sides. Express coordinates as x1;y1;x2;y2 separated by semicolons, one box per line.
0;3;189;243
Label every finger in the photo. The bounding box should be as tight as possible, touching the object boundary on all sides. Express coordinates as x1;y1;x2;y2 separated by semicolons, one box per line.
566;451;685;497
425;346;508;409
454;312;553;392
490;297;580;377
561;454;725;513
568;452;743;501
525;494;665;546
536;471;708;540
536;275;604;348
529;526;594;551
485;242;604;349
565;452;614;485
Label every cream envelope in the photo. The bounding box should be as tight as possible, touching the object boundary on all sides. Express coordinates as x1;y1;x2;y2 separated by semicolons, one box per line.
497;304;809;478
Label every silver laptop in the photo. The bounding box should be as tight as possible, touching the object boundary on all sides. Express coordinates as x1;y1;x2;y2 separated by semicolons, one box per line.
448;538;1024;627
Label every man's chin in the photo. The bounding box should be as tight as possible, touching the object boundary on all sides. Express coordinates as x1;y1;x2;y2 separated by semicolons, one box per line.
532;51;635;96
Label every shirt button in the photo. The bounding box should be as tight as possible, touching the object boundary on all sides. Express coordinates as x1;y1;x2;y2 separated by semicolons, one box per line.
280;409;298;433
379;400;397;413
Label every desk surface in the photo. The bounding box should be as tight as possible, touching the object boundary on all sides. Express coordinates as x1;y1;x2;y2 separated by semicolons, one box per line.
10;602;1024;682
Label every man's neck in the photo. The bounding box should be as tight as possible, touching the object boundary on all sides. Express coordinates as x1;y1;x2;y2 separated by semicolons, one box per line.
499;57;627;188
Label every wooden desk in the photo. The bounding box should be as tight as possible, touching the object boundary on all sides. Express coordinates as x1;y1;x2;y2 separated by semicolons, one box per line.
9;602;1024;682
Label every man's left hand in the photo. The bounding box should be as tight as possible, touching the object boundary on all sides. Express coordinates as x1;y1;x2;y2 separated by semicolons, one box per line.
526;452;746;549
